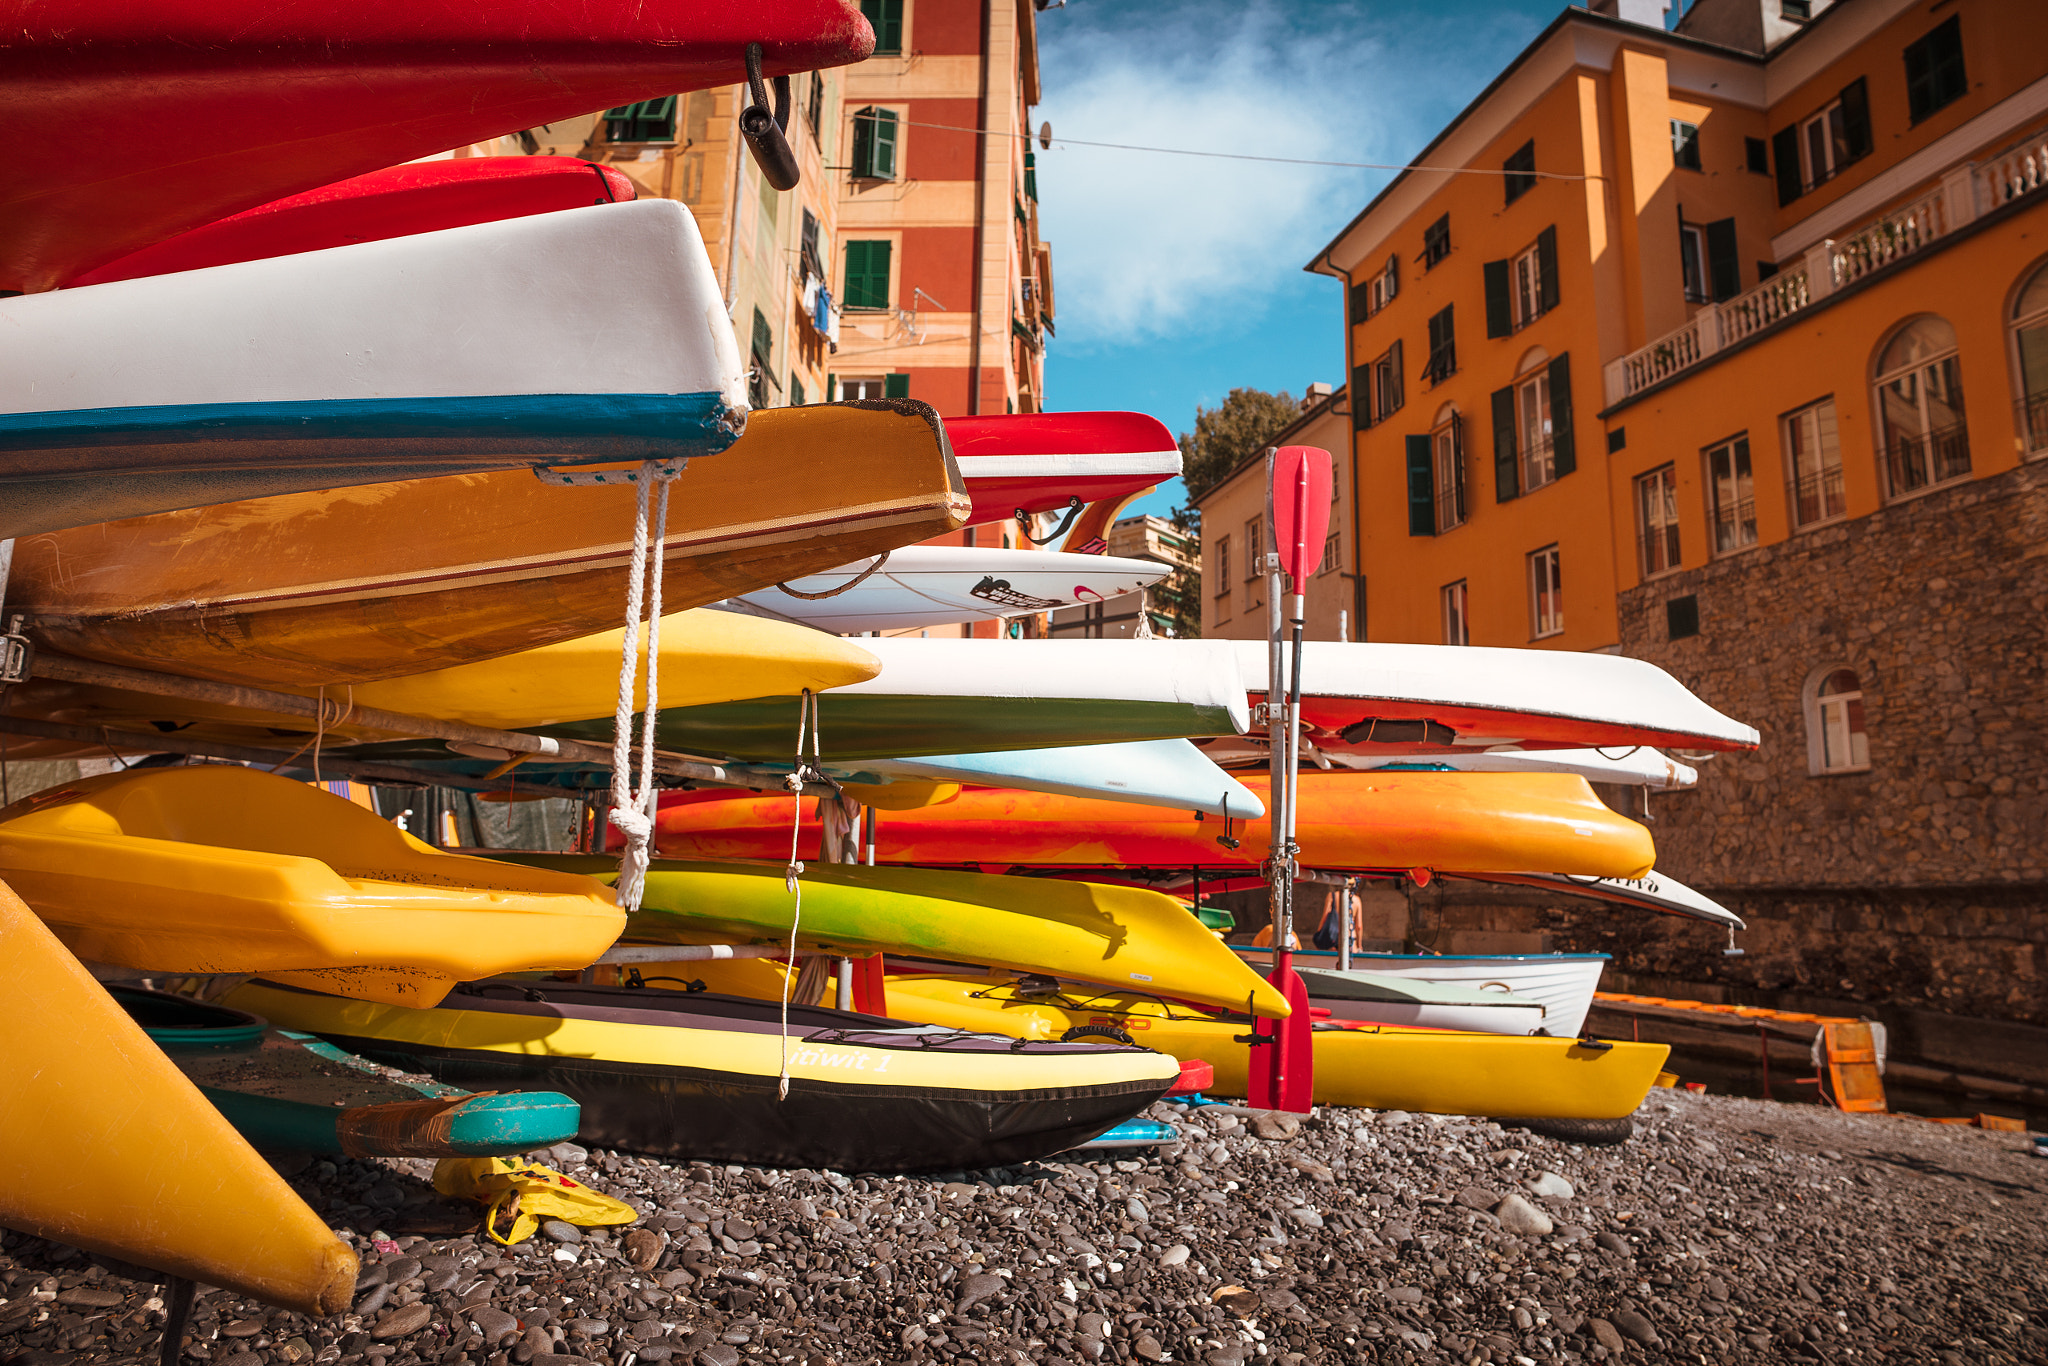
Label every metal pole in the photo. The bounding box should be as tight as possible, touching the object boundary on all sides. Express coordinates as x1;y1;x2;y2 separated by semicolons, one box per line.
1264;449;1289;957
864;805;877;865
836;957;855;1011
1337;877;1353;972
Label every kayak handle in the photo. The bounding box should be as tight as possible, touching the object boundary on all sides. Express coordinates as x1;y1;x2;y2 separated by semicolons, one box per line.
742;44;801;191
1016;495;1084;545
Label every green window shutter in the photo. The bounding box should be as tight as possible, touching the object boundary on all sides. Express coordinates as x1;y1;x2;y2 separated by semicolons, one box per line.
1904;19;1964;124
843;240;891;309
1387;338;1404;414
852;107;899;179
1491;386;1519;502
1351;363;1373;430
789;375;806;407
1405;435;1436;537
1705;218;1740;302
861;0;904;55
1839;77;1873;161
1536;226;1560;313
827;374;838;403
750;307;772;366
883;373;910;399
1772;126;1802;206
1349;281;1371;325
1024;150;1037;202
1483;259;1512;338
1548;353;1575;477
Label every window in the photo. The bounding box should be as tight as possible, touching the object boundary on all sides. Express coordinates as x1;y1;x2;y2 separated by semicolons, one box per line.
806;74;825;147
1318;534;1340;576
1213;536;1231;599
801;210;823;279
850;106;899;180
1746;136;1770;174
861;0;904;56
789;374;807;407
1782;0;1812;19
1421;214;1451;270
2013;262;2048;455
1773;79;1871;204
605;96;677;144
1432;411;1467;534
1348;255;1399;326
1680;223;1708;303
1671;120;1702;172
840;377;886;401
1355;339;1404;430
749;307;773;409
1516;368;1553;493
1784;399;1846;526
1807;668;1870;774
1705;435;1757;554
1486;227;1559;338
1503;141;1536;205
1904;17;1966;125
1527;546;1562;639
1423;306;1455;384
1242;517;1264;613
1441;581;1470;646
843;240;892;310
1635;464;1681;577
1875;316;1970;496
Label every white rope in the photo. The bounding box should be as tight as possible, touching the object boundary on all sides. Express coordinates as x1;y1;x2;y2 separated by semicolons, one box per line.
777;689;820;1100
607;459;683;914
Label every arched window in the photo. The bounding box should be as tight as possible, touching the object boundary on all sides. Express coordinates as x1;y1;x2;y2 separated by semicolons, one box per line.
1874;316;1969;497
2011;260;2048;456
1805;667;1870;775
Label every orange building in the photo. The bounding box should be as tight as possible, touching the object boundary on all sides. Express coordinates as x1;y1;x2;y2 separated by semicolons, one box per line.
827;0;1053;418
1305;0;2048;1059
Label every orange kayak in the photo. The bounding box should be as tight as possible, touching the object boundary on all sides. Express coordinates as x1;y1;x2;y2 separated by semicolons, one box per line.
652;770;1656;879
10;402;964;687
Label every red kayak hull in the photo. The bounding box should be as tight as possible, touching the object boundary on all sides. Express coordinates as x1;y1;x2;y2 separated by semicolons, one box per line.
947;412;1181;527
72;159;638;288
0;0;871;291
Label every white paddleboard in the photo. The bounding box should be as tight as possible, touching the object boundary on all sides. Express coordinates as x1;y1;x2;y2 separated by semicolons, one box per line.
1333;747;1697;789
1476;869;1743;930
721;546;1168;634
869;739;1265;818
0;200;745;538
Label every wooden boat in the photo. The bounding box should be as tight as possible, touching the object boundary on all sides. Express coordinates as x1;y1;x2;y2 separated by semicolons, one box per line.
0;766;624;1008
726;545;1168;634
114;985;581;1158
1291;967;1548;1035
1303;952;1612;1040
1223;640;1758;753
1;201;745;540
880;973;1668;1120
651;770;1658;880
8;400;966;687
72;157;639;286
0;0;874;291
0;607;881;763
226;978;1182;1173
947;412;1181;527
0;877;356;1314
493;855;1289;1016
550;637;1248;762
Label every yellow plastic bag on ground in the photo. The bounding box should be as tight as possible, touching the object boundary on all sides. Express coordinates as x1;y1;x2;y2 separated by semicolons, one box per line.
432;1156;639;1245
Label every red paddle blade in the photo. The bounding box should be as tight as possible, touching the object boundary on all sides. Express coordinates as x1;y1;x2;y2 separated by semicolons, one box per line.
1269;446;1334;590
1246;962;1315;1113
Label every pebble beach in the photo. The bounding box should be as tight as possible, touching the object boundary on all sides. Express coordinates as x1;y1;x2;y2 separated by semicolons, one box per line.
5;1091;2045;1366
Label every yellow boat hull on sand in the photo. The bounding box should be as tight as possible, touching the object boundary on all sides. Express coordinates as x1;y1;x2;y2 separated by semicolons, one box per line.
0;766;623;1007
882;973;1669;1120
0;608;880;761
0;877;356;1313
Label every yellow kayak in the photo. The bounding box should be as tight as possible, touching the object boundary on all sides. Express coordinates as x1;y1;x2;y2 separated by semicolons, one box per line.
883;973;1669;1120
0;877;356;1314
0;766;623;1007
0;607;878;763
499;855;1290;1017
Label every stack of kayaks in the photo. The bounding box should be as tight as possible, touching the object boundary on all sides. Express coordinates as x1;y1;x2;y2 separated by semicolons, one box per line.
225;978;1183;1172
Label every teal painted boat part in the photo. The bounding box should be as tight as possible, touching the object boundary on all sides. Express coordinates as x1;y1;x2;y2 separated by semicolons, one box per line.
108;984;266;1053
199;1088;582;1158
1074;1118;1177;1149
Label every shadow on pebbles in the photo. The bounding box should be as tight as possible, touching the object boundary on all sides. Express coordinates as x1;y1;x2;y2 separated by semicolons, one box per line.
4;1090;2047;1365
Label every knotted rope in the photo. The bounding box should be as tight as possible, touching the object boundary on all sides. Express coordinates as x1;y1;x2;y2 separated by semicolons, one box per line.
601;460;683;914
779;688;826;1099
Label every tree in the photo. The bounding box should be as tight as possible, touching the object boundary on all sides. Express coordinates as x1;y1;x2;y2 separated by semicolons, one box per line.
1160;387;1301;637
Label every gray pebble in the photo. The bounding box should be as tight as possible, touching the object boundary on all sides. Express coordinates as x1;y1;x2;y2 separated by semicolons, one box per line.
542;1220;584;1245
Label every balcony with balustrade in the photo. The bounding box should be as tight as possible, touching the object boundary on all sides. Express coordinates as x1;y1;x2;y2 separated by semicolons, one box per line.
1603;126;2048;408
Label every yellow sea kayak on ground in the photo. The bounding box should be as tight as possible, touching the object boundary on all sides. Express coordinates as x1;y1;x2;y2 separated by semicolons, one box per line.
0;766;623;1007
498;855;1289;1017
0;607;878;763
0;877;356;1313
882;973;1669;1120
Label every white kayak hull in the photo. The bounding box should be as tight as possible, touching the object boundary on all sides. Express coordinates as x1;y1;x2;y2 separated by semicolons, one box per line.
1315;996;1549;1035
1331;747;1697;789
1476;870;1743;929
0;200;745;538
724;546;1168;634
870;739;1264;818
1339;953;1610;1039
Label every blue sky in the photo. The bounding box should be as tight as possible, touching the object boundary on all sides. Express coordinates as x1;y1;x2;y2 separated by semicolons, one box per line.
1033;0;1570;518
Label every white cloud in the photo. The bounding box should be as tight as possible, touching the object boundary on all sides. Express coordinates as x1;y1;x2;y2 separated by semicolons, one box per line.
1034;0;1535;352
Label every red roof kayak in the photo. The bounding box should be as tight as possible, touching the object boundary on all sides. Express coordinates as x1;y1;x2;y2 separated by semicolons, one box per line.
71;159;639;287
946;412;1182;527
0;0;871;292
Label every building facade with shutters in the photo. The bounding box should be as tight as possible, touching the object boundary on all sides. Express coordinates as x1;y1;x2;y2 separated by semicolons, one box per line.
1307;0;2048;1064
826;0;1055;417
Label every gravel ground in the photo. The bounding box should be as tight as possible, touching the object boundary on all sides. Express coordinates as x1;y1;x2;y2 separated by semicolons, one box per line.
4;1089;2046;1365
